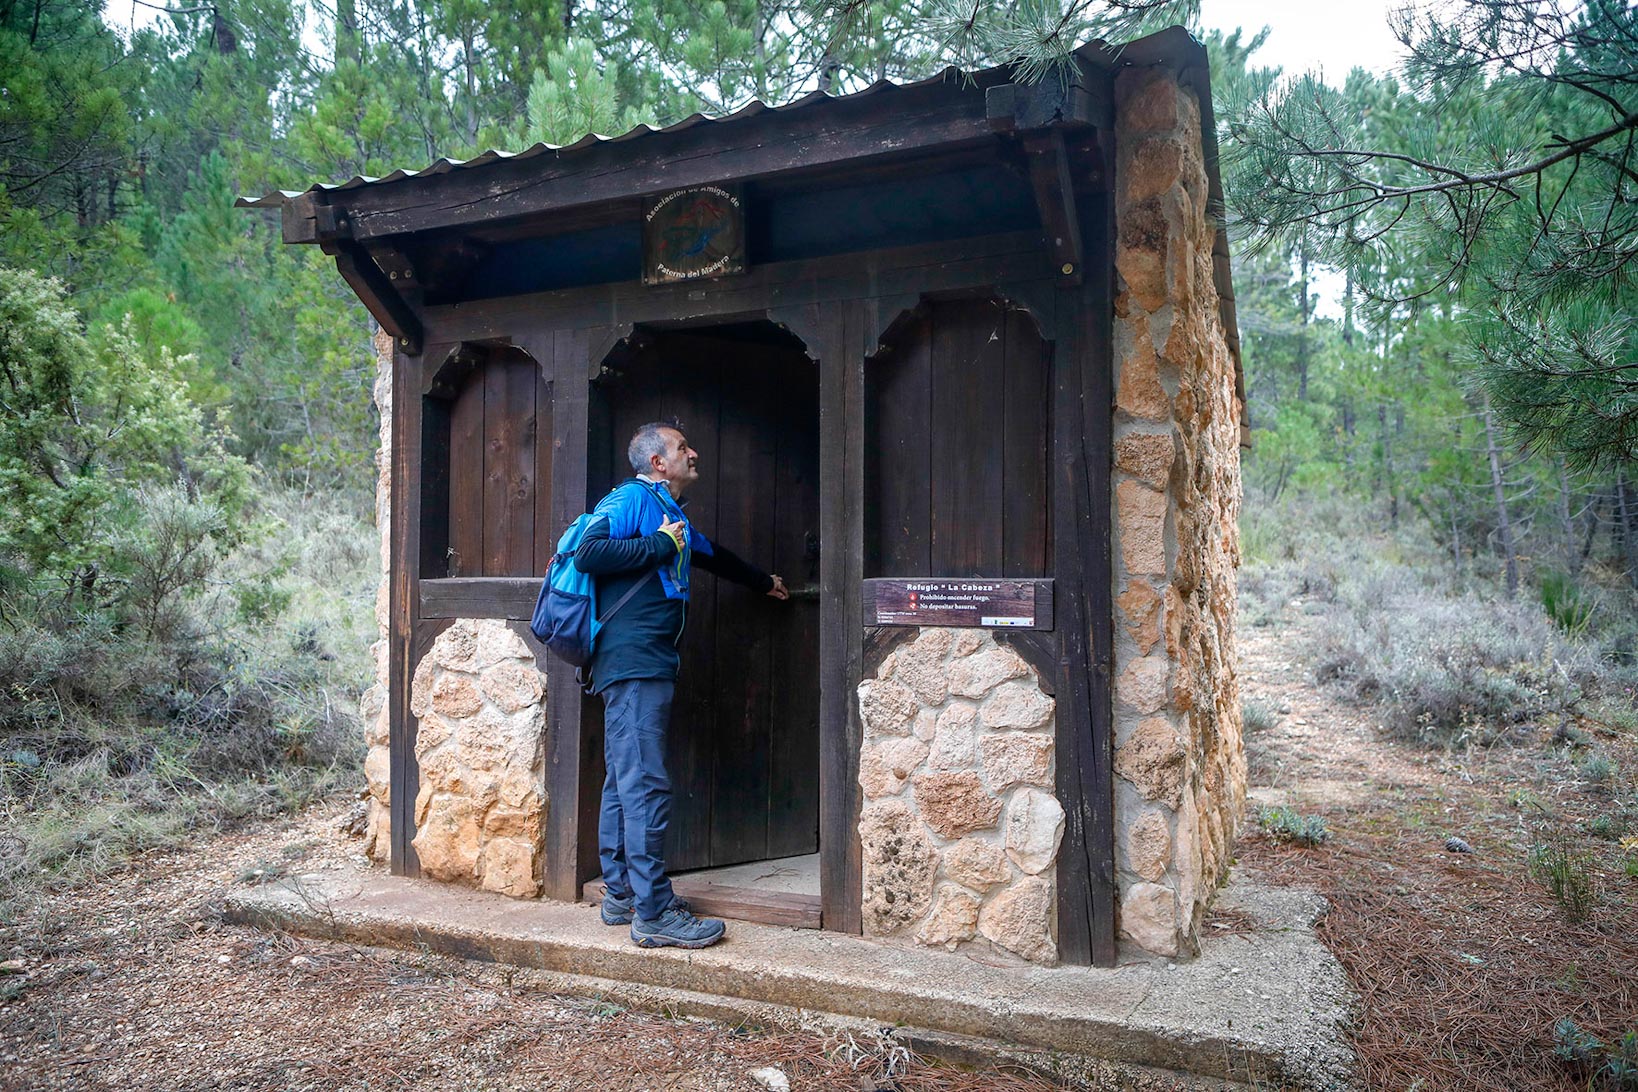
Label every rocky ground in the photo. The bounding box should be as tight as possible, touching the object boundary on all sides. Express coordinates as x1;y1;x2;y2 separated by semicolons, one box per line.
2;598;1633;1091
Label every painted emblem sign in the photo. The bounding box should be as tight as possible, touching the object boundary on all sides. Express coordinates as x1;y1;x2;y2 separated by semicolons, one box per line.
642;185;746;285
863;578;1054;630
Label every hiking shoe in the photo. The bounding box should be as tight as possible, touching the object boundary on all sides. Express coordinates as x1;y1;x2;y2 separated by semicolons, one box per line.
600;892;690;926
629;906;726;949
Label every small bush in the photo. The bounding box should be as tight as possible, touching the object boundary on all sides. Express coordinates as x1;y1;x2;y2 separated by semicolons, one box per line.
1529;840;1598;922
1258;805;1330;847
1554;1019;1638;1090
1580;752;1617;788
1241;697;1280;733
1541;571;1596;636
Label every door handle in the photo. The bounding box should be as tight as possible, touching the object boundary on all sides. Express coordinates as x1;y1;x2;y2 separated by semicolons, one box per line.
784;583;821;601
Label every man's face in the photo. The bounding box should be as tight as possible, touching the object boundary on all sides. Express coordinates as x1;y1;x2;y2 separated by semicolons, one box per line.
651;427;700;493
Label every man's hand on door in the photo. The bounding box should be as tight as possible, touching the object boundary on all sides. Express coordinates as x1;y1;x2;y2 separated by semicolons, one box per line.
767;575;789;600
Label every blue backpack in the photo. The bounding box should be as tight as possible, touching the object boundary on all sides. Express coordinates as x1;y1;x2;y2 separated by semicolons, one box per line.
529;506;649;668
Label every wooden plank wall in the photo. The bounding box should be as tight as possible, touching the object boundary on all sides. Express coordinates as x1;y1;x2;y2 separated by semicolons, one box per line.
865;298;1053;580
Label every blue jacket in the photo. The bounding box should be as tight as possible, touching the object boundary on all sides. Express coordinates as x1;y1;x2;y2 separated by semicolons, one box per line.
573;478;772;692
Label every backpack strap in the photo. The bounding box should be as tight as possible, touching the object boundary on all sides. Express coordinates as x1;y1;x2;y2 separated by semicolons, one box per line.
597;570;650;625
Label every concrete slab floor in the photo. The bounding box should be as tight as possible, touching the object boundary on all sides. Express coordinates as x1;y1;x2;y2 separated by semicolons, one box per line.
224;872;1358;1090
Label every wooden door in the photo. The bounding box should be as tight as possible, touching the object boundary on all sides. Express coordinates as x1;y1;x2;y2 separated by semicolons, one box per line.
597;329;821;871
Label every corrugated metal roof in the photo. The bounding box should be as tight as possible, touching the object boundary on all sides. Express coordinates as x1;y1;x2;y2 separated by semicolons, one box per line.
234;66;976;209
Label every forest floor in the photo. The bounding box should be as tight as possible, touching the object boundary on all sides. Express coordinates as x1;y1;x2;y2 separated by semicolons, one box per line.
1;598;1634;1092
1236;598;1638;1091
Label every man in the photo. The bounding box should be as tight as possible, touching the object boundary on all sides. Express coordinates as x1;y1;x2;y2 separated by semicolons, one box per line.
573;420;789;949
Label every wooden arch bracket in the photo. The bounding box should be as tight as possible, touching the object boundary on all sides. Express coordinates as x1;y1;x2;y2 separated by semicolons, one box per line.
329;239;425;355
1021;130;1083;286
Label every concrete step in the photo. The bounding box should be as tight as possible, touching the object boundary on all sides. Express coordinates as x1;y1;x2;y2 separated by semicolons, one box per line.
223;871;1356;1089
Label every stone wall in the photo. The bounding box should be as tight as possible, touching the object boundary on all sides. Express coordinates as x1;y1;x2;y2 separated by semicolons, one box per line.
856;629;1063;965
360;328;394;862
408;619;547;897
1110;66;1246;956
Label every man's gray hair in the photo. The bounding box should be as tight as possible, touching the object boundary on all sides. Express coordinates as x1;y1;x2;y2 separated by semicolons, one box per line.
628;419;685;474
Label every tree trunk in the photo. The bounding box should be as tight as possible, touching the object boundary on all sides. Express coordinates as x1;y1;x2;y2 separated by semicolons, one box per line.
336;0;359;66
1297;243;1310;400
1619;468;1638;590
1483;395;1519;598
1556;462;1579;576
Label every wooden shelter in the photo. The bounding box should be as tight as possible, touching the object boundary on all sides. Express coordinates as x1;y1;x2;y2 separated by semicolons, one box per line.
243;25;1247;968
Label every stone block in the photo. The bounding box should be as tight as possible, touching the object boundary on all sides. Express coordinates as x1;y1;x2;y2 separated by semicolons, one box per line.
913;771;1003;839
433;621;480;673
1116;197;1170;314
927;703;977;769
480;661;544;715
409;654;436;718
1115;655;1169;715
911;627;953;659
1123;136;1185;203
979;682;1054;732
1004;788;1065;875
1115;717;1185;808
858;742;907;799
1125;807;1173;883
1116;480;1167;578
1115;431;1176;488
891;641;949;707
912;709;938;742
414;711;454;754
1120;881;1179;956
942;838;1012;893
1120;327;1172;422
979;734;1054;792
1118;67;1181;132
916;884;981;951
947;630;987;658
480;837;539;898
1115;581;1162;656
430;673;482;719
858;679;919;737
978;876;1056;965
498;764;539;811
363;744;391;804
947;648;1027;698
482;807;542;843
475;622;531;666
860;800;938;935
412;794;481;881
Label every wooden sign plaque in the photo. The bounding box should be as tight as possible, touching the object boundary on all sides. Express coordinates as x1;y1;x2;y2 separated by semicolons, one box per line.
863;578;1054;630
642;184;746;285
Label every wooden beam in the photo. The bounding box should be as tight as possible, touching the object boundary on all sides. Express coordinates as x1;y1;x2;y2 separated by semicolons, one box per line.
323;84;1003;243
424;230;1051;347
333;242;424;354
541;327;591;903
420;577;539;619
1022;130;1084;286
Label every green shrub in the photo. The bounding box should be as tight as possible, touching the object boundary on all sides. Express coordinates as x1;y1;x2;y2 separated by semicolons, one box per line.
1553;1019;1638;1089
1541;570;1596;636
1257;805;1330;847
1529;840;1598;922
1580;752;1617;788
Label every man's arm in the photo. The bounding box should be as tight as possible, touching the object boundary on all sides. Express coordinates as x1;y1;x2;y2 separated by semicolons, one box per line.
692;534;778;595
573;487;676;575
